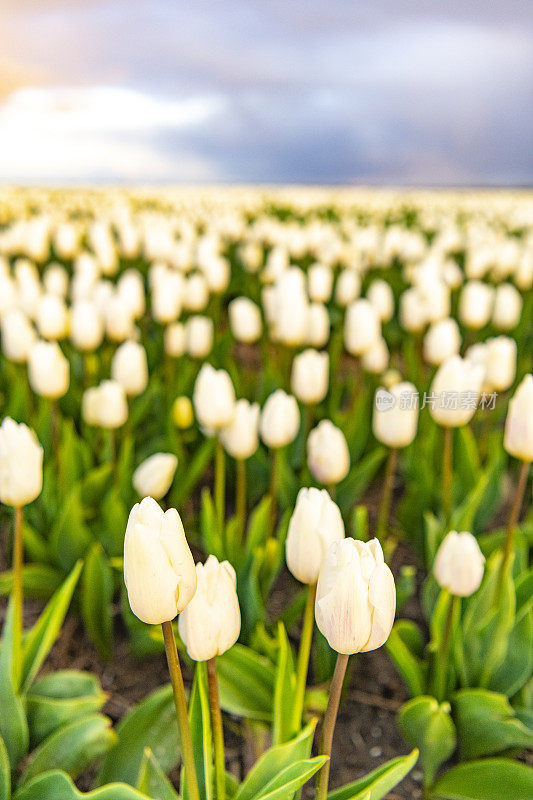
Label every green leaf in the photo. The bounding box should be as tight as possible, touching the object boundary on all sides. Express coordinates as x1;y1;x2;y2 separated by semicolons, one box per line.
217;645;274;722
21;560;83;693
272;623;297;746
136;748;180;800
0;599;29;766
336;447;387;516
398;697;455;787
171;438;215;508
235;720;317;800
183;662;212;800
452;689;533;760
13;770;153;800
429;759;533;800
26;670;107;748
97;684;180;787
245;497;272;559
81;463;114;506
488;568;533;697
81;543;114;659
385;621;428;697
0;735;11;800
49;485;93;571
327;749;419;800
250;757;328;800
19;714;116;786
0;564;63;599
200;489;223;560
99;487;129;557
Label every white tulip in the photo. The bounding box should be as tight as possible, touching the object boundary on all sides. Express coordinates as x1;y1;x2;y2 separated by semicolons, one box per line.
35;293;68;340
1;309;36;363
429;355;484;428
111;340;148;397
118;269;146;319
70;300;104;352
367;280;394;322
335;269;361;307
361;337;389;374
423;318;461;366
291;349;329;405
344;299;381;356
286;488;345;584
28;341;70;399
399;288;427;333
124;497;197;625
92;380;129;429
164;322;186;357
492;283;523;331
105;294;136;342
307;420;350;485
315;538;396;654
178;555;240;661
308;263;333;303
183;273;209;311
186;316;213;359
484;336;517;392
260;390;300;448
229;297;262;343
458;281;494;330
504;374;533;462
306;303;330;348
373;382;418;448
43;264;69;297
0;418;43;507
434;531;485;597
193;364;235;432
219;399;260;460
133;453;178;500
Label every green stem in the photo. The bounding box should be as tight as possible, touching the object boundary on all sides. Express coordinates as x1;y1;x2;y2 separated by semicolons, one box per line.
215;438;226;536
293;583;317;729
161;621;200;800
315;652;349;800
12;506;23;688
442;426;453;523
269;448;281;537
376;448;398;542
497;459;530;601
207;657;225;800
433;593;460;702
236;459;246;542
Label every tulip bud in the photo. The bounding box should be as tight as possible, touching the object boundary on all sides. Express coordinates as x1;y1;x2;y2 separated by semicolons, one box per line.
178;555;240;661
361;337;389;374
291;349;329;405
373;382;418;448
433;531;485;597
335;269;361;307
193;364;235;432
286;487;345;584
0;417;43;507
172;396;194;429
400;288;427;333
367;279;394;323
308;263;333;303
219;399;260;460
151;271;183;323
186;315;213;359
86;380;128;429
315;538;396;654
260;389;300;448
118;269;145;319
105;293;136;342
458;281;494;330
133;453;178;500
82;387;100;426
492;283;523;331
111;340;148;397
344;299;381;356
1;309;36;363
43;264;69;297
429;355;484;428
183;272;209;311
124;497;197;624
423;318;461;366
36;293;68;340
228;297;262;343
484;336;516;392
504;374;533;462
164;322;186;357
307;419;350;485
306;303;330;348
28;341;70;399
70;300;104;352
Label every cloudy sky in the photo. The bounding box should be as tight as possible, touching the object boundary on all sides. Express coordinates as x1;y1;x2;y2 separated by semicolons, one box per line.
1;0;532;185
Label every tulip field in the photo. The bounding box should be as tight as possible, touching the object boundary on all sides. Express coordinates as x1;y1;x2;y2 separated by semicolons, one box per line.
0;185;532;800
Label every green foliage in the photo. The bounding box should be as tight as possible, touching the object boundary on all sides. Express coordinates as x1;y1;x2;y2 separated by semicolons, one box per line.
428;759;533;800
398;697;455;786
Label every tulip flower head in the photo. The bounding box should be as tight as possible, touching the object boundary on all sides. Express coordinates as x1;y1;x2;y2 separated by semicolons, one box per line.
504;374;533;462
433;530;485;597
133;453;178;500
178;555;241;661
193;364;236;433
315;538;396;654
286;487;345;584
307;420;350;485
219;399;260;460
124;497;197;625
260;389;300;448
0;417;43;507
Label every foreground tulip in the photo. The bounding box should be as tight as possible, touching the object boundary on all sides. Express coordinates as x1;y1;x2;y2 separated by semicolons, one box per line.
0;418;43;684
28;340;70;400
314;538;395;800
111;340;149;397
432;530;484;700
124;496;199;800
291;349;329;406
307;420;349;487
133;453;178;500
